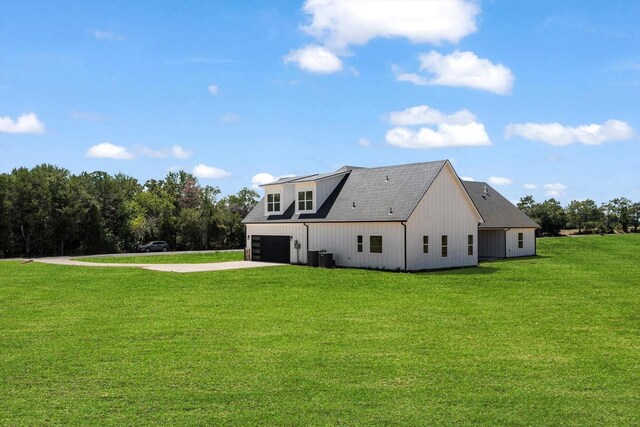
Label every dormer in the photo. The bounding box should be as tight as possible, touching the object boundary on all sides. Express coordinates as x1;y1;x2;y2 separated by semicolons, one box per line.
293;170;349;215
294;181;316;214
263;184;284;215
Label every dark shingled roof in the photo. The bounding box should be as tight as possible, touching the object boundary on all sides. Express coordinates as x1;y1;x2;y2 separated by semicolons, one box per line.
243;160;448;223
462;181;540;229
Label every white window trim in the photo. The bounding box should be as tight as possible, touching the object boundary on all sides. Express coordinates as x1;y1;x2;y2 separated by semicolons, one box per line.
297;190;314;212
441;235;448;258
266;192;282;213
370;235;382;254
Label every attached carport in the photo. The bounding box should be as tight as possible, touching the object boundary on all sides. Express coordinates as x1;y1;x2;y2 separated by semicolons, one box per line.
250;235;290;263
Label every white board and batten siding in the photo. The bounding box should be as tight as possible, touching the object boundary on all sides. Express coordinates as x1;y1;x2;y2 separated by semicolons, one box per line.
406;164;482;270
506;228;536;258
245;223;307;264
309;222;404;270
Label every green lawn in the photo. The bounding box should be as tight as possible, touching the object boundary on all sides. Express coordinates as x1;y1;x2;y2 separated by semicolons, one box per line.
1;235;638;425
75;251;243;264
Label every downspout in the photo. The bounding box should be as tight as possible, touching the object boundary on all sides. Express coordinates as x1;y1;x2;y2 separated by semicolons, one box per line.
505;227;510;258
401;221;407;272
303;222;309;263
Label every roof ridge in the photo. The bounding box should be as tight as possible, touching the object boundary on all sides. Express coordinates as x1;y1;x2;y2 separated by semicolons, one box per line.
356;159;447;171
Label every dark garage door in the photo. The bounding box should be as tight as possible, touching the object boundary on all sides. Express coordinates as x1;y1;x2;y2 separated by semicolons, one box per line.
251;235;290;263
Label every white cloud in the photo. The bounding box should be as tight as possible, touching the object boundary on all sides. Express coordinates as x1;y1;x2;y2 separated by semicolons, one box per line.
283;45;343;74
544;183;568;198
385;105;490;149
93;30;125;41
391;65;429;85
193;164;231;179
505;120;636;146
524;183;538;190
487;176;513;186
288;1;479;74
0;112;45;134
302;0;479;53
358;138;371;147
251;173;276;189
86;142;134;160
388;105;477;126
250;172;296;189
171;145;192;159
208;84;219;95
137;144;192;159
386;123;491;149
395;50;514;95
221;113;240;122
460;176;475;181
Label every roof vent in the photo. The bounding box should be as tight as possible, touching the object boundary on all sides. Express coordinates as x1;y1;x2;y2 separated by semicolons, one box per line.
388;207;393;215
352;202;356;209
385;175;389;182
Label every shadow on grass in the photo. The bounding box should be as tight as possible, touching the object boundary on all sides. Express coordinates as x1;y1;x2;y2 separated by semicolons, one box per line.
413;265;500;276
479;255;548;264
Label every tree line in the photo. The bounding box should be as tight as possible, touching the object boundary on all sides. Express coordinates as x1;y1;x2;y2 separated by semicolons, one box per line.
1;164;638;257
0;164;259;257
517;196;640;237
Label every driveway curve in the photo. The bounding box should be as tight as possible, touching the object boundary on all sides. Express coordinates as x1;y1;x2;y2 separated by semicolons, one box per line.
34;257;284;273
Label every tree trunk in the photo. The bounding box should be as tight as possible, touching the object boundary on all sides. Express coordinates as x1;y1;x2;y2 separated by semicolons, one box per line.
20;225;31;257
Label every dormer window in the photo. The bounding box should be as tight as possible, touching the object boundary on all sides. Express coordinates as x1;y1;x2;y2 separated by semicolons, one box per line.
298;191;313;211
267;193;280;212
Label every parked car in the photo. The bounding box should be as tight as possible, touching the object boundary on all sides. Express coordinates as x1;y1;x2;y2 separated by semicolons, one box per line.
138;241;170;252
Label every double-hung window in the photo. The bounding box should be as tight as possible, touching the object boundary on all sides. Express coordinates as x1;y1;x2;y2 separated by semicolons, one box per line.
267;193;280;212
370;236;382;253
468;234;473;256
441;235;448;257
357;235;363;252
298;191;313;211
518;232;524;249
423;236;429;253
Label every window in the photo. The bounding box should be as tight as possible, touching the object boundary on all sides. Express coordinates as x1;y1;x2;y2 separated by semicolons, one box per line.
423;236;429;254
370;236;382;253
357;235;363;252
518;232;524;249
468;234;473;256
267;193;280;212
298;191;313;211
441;235;448;257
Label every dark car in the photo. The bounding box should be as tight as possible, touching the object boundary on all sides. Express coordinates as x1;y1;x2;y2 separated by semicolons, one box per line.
138;241;170;252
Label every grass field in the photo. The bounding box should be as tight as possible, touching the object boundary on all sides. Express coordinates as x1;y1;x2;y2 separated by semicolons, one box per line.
75;251;244;264
1;235;638;425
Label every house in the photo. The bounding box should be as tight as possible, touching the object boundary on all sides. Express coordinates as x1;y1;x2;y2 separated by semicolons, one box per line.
242;160;539;271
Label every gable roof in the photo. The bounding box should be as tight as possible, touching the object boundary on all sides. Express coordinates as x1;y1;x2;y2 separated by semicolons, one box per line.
243;160;449;223
462;181;540;229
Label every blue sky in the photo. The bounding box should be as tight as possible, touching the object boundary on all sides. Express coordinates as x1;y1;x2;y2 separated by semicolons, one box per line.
1;0;638;204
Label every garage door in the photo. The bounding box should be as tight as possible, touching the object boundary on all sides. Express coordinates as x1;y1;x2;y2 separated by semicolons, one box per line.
251;235;290;263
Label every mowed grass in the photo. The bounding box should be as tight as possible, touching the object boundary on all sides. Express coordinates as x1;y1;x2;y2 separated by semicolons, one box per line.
1;235;638;426
75;251;243;264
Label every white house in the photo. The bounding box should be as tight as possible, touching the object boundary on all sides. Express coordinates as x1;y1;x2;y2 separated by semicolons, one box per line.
242;160;539;271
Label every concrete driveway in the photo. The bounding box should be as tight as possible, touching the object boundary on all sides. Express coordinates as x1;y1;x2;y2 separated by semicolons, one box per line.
32;256;284;273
